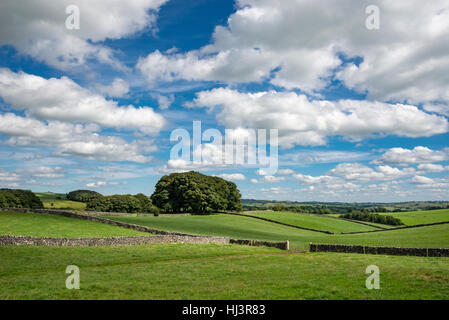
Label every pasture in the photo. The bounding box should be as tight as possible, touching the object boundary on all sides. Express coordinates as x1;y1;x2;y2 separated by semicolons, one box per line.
104;213;449;250
385;208;449;226
0;211;148;238
0;207;448;300
1;244;448;299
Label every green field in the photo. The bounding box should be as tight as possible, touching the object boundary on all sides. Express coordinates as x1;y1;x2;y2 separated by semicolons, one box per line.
0;244;447;299
385;209;449;226
34;192;86;210
42;199;86;210
244;211;378;233
104;214;449;250
0;211;148;238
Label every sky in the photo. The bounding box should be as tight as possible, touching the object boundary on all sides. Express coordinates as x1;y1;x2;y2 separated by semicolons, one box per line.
0;0;449;202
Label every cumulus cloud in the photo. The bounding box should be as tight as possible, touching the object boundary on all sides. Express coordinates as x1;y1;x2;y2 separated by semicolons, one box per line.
373;146;449;166
96;78;129;98
187;88;448;148
328;163;416;182
214;173;246;181
86;181;119;188
151;93;175;109
0;0;168;70
0;113;156;163
0;69;166;134
137;0;449;104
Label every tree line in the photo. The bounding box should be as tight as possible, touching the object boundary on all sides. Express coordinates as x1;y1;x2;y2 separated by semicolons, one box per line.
0;189;43;209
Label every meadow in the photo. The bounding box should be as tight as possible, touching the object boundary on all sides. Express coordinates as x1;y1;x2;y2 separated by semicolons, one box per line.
0;211;148;238
1;244;448;300
104;213;449;250
1;206;448;300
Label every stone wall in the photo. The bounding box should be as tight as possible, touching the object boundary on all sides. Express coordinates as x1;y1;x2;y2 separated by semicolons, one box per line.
230;239;289;250
0;235;229;246
309;243;449;257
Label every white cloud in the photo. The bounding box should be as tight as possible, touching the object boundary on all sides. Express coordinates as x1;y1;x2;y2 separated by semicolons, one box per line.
374;146;449;166
417;163;449;173
0;69;166;135
214;173;246;181
97;78;129;98
0;113;156;163
260;175;285;183
151;93;175;109
137;0;449;105
16;166;65;179
187;88;448;148
293;173;337;185
0;0;168;70
86;181;119;188
328;163;416;182
0;169;20;181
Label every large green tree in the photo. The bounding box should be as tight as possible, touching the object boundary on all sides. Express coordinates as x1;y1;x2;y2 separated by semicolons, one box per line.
151;171;242;214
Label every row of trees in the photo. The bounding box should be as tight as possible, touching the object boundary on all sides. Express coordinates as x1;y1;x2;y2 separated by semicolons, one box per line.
340;211;403;226
272;205;333;214
151;171;242;214
85;193;160;214
0;189;43;209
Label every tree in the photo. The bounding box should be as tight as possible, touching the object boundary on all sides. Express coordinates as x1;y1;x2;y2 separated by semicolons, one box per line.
66;190;102;203
0;189;43;209
151;171;242;214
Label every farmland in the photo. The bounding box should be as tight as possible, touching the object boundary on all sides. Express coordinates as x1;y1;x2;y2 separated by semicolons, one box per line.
1;244;448;300
104;212;449;250
0;205;448;300
0;211;148;238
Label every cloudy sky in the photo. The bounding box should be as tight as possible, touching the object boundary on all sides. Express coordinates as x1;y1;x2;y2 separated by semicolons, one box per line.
0;0;448;202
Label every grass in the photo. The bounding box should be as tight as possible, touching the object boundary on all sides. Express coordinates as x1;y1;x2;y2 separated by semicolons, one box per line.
105;214;449;250
385;209;449;226
0;211;149;238
0;244;447;299
42;199;86;210
244;211;378;233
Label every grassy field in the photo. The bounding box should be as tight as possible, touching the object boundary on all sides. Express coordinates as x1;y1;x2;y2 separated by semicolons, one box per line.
35;192;87;210
42;199;86;210
244;211;378;233
385;209;449;226
105;214;449;250
0;211;148;238
0;243;447;299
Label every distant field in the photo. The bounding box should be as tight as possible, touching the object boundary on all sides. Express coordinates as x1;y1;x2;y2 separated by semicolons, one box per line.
42;200;86;210
0;211;148;238
1;244;447;299
34;192;86;210
245;211;377;233
385;209;449;226
105;214;449;250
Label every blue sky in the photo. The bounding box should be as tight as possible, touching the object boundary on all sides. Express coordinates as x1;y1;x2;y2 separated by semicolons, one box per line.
0;0;448;202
